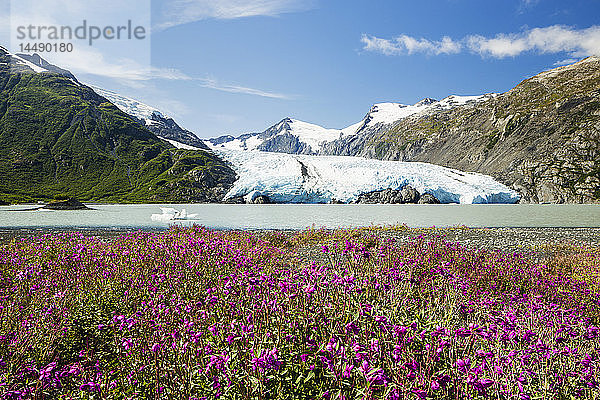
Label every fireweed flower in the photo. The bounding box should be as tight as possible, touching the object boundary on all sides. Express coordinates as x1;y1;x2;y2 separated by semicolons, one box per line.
456;358;471;372
79;382;99;392
122;338;133;350
1;228;600;398
342;364;353;378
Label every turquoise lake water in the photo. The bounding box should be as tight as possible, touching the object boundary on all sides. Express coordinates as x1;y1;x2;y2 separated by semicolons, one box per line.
0;204;599;230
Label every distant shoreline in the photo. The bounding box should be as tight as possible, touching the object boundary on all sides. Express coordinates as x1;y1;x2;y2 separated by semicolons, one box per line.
4;201;599;206
1;227;598;258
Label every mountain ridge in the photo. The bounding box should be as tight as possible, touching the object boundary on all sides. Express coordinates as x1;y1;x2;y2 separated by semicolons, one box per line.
3;47;596;204
0;47;235;204
204;94;494;155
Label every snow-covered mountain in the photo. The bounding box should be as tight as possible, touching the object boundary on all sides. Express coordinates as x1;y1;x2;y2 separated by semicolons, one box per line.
208;118;343;154
91;87;209;150
1;49;208;151
205;94;495;155
216;149;519;204
92;86;163;122
197;92;514;204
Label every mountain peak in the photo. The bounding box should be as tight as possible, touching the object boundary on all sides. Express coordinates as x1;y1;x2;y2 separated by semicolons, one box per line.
16;53;77;81
578;55;600;63
370;102;407;111
274;117;294;131
415;98;438;107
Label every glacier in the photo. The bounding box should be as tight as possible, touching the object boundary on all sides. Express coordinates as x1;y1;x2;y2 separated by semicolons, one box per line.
91;86;164;123
215;149;520;204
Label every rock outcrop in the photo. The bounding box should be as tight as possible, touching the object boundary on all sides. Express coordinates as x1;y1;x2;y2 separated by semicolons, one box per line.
251;195;271;204
144;113;210;150
355;185;439;204
418;193;441;204
42;198;89;210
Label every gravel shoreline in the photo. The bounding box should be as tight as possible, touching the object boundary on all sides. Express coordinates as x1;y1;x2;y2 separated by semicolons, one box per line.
372;227;600;251
1;227;598;265
0;227;167;244
283;227;600;265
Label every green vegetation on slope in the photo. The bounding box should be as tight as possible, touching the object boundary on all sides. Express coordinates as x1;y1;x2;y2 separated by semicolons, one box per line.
0;51;235;203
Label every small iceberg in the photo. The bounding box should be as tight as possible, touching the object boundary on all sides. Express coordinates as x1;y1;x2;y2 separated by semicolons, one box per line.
151;207;199;222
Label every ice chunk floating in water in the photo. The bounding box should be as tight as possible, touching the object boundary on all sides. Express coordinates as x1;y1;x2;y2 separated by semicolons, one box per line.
214;150;520;204
151;207;199;222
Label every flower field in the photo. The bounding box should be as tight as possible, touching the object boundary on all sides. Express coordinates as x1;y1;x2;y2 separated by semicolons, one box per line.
0;226;599;399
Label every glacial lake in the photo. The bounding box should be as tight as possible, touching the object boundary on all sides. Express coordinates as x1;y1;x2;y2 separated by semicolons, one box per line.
0;204;599;231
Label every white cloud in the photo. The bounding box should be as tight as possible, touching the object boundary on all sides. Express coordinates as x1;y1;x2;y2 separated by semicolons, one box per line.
155;0;315;31
35;47;187;82
519;0;539;10
41;49;289;98
466;34;529;58
362;25;600;60
361;34;461;56
553;58;578;66
1;0;290;99
40;50;290;98
4;0;155;84
468;25;600;58
198;77;290;99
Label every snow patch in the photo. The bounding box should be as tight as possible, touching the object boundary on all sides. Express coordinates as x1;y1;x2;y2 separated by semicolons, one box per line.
286;119;343;151
6;51;48;73
364;103;413;126
91;86;164;121
158;137;201;150
213;138;250;151
435;94;496;109
244;135;263;151
362;95;495;128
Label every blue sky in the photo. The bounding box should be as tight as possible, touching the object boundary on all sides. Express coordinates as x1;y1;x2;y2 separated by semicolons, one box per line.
3;0;600;137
